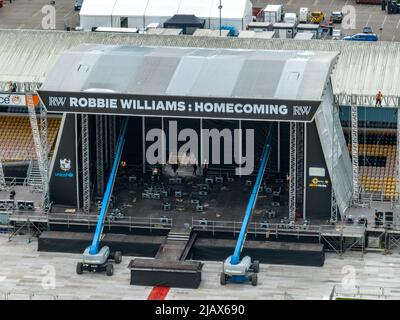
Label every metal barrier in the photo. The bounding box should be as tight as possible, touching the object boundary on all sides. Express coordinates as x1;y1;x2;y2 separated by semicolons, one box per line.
331;285;394;300
47;213;173;231
191;218;323;237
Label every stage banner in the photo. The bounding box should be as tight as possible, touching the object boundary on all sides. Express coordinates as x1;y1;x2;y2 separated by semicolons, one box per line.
37;91;321;122
49;114;79;207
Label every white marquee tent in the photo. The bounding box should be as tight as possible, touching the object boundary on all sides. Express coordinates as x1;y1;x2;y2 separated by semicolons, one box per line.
80;0;252;31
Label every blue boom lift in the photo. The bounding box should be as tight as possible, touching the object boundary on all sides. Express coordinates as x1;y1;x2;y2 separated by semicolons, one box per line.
220;131;272;286
76;119;128;276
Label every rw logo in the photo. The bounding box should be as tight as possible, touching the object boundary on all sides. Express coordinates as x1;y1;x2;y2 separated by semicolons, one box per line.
49;97;66;107
293;106;312;116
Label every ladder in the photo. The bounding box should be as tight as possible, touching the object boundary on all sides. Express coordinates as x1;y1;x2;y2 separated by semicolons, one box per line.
26;159;43;192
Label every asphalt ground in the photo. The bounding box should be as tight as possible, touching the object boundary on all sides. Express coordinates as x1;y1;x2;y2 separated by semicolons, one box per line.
0;0;78;30
253;0;400;41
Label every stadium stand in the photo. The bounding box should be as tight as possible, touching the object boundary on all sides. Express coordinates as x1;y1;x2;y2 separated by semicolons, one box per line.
345;130;397;200
0;115;60;162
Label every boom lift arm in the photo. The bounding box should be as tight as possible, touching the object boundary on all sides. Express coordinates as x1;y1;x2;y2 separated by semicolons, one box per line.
76;118;128;276
221;127;273;286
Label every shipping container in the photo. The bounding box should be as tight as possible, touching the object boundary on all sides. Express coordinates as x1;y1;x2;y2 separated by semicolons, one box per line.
262;4;283;23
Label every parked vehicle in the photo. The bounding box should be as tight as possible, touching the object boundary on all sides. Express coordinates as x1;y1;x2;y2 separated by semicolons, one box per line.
343;33;378;41
363;26;373;33
310;11;325;24
74;0;84;11
299;7;309;23
330;11;343;23
332;29;342;40
284;13;297;24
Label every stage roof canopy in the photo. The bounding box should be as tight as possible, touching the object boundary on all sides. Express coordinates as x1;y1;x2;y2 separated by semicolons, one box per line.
40;44;337;101
3;29;400;106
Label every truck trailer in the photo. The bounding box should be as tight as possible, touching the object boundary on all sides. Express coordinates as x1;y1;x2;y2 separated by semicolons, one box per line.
262;5;283;24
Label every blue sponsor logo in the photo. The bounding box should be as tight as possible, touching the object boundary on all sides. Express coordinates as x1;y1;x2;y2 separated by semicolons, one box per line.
54;172;74;178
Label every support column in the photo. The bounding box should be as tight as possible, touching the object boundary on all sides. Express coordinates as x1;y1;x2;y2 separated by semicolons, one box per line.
0;159;6;190
351;99;359;202
81;114;90;214
289;122;297;222
96;115;104;196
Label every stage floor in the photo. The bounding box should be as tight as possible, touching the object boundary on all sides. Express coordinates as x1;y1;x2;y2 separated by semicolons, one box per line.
106;175;290;228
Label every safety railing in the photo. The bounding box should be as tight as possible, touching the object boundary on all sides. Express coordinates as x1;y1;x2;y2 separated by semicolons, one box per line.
47;213;173;231
191;218;323;237
330;284;400;300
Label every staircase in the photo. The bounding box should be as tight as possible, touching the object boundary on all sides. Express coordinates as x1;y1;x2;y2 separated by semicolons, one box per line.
26;159;43;192
167;228;191;242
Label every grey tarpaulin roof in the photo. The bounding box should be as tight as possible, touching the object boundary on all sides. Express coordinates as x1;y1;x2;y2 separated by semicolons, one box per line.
0;29;400;103
40;44;337;101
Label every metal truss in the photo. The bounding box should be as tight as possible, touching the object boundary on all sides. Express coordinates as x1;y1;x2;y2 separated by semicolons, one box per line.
335;94;400;108
26;94;48;210
104;116;109;170
351;103;359;202
81;114;90;214
331;104;339;223
296;122;304;206
110;116;116;164
289;122;297;222
39;102;50;211
0;159;6;190
321;230;365;260
96;115;104;196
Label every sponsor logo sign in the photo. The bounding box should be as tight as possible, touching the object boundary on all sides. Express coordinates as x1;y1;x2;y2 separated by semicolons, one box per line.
0;94;26;106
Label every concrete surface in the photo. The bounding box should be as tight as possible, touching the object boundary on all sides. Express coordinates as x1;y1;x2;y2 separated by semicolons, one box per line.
1;234;400;300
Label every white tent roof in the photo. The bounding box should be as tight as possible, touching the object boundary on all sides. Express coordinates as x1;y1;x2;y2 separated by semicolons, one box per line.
209;0;249;19
145;0;182;18
112;0;148;17
80;0;117;16
177;0;214;18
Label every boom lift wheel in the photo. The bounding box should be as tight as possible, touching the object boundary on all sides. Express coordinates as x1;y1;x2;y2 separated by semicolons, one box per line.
220;272;227;285
252;260;260;273
76;262;83;275
251;273;257;286
106;264;114;276
114;251;122;264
